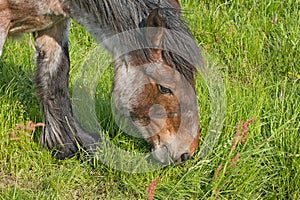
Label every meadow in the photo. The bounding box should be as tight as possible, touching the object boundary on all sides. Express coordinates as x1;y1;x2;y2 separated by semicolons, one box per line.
0;0;299;199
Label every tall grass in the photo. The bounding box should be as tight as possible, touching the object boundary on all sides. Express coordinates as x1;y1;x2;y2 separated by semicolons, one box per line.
0;1;299;199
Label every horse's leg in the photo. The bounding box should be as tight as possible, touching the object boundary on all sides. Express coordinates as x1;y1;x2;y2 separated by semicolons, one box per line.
34;18;99;159
0;7;10;57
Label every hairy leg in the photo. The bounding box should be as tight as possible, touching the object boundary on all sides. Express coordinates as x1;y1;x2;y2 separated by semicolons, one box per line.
0;5;10;57
34;18;99;159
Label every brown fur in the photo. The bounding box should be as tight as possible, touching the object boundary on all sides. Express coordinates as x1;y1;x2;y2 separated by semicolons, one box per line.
8;0;65;34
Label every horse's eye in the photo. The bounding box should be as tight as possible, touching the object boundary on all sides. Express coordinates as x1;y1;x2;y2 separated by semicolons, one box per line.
157;84;173;94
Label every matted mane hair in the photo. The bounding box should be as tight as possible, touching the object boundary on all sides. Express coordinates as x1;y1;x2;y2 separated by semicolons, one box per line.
65;0;201;83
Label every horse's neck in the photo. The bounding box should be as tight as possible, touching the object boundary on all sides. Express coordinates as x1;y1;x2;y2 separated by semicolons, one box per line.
63;0;148;44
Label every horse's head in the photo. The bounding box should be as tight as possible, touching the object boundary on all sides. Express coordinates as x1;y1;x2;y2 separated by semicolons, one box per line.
112;8;199;164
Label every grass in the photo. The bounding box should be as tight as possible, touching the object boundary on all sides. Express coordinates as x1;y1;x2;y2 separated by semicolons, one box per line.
0;0;299;199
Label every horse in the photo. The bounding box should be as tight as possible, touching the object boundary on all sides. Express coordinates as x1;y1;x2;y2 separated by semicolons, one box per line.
0;0;201;164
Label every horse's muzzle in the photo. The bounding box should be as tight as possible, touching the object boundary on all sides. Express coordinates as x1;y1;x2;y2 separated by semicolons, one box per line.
150;145;192;165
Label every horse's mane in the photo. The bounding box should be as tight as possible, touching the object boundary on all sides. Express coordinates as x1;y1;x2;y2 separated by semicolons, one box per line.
66;0;201;83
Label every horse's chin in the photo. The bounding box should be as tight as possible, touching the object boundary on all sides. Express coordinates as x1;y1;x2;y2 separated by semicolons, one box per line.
150;146;174;165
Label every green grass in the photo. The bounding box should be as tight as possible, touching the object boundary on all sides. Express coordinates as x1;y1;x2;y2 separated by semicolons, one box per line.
0;0;299;199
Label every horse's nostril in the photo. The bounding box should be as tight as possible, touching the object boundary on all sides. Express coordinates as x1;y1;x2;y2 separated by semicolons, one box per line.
180;153;190;161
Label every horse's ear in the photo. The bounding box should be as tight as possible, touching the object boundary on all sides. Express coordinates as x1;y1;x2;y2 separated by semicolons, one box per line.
145;8;165;57
167;0;181;11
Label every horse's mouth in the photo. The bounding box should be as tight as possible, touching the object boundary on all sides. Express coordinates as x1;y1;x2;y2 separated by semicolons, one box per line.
150;145;192;165
151;145;173;165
